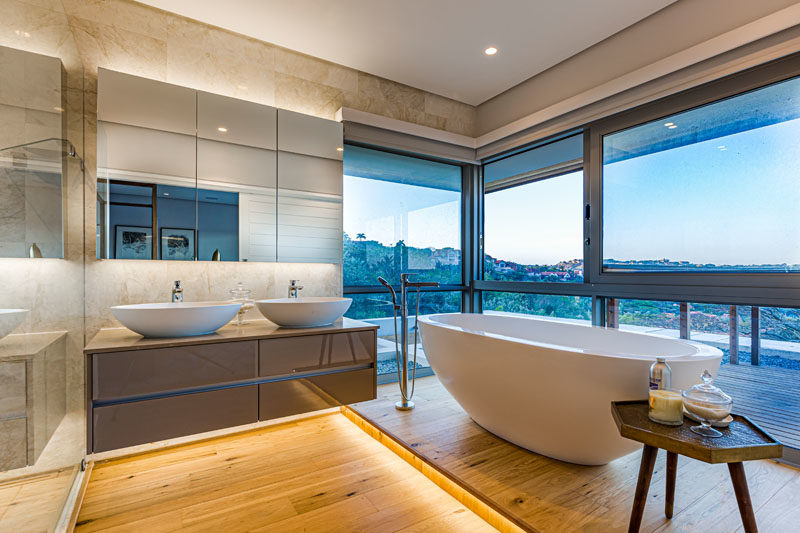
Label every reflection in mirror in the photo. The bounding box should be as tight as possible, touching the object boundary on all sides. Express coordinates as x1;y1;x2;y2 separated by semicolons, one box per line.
96;69;197;260
197;90;276;262
0;46;66;258
276;109;343;263
95;69;344;263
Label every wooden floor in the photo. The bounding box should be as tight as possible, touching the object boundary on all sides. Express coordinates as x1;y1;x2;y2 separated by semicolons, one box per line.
0;467;77;532
716;363;800;450
351;376;800;533
76;413;494;532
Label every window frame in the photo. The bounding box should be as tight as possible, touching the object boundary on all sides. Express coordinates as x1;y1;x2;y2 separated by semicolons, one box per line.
476;52;800;312
588;53;800;305
341;141;475;312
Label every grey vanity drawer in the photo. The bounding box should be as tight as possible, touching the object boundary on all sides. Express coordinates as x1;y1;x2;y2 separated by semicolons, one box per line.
258;368;375;420
93;341;258;400
259;331;375;377
92;385;257;452
0;361;26;418
0;418;28;470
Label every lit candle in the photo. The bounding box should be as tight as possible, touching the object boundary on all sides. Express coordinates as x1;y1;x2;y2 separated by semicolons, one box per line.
648;389;683;426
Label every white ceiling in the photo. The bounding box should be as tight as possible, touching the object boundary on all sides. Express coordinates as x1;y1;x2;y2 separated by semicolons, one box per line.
139;0;677;105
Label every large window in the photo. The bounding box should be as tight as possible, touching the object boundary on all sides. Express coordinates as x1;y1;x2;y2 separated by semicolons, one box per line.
602;75;800;273
482;292;590;323
475;56;800;462
484;171;583;282
343;145;462;287
483;133;583;283
343;145;465;380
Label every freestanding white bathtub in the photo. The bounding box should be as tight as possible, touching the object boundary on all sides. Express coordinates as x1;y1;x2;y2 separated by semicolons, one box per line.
418;313;722;465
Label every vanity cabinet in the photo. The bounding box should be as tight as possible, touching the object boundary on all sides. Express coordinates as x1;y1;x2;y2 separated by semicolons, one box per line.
85;319;378;453
0;332;67;470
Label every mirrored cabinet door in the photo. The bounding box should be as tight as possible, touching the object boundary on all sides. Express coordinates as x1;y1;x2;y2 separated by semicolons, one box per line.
0;46;65;258
197;91;277;262
97;68;197;260
277;109;343;263
96;69;344;265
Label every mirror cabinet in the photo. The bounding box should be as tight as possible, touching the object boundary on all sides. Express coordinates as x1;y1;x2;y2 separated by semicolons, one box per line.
0;46;66;258
96;68;343;263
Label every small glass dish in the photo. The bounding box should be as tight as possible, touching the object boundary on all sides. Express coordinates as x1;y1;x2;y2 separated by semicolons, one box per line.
682;370;732;438
229;282;254;326
648;388;684;426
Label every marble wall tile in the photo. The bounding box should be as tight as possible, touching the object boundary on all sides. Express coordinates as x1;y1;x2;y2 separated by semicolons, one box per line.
0;1;82;85
60;0;167;41
275;48;358;94
0;0;482;480
83;260;341;338
275;72;347;120
424;93;476;136
351;71;426;122
67;15;167;81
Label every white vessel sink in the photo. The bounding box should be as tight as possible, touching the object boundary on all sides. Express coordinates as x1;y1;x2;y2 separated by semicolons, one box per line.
0;309;29;340
255;297;352;328
111;302;242;338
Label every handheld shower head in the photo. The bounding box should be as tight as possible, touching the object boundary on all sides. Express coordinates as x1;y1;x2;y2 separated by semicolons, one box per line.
377;276;398;308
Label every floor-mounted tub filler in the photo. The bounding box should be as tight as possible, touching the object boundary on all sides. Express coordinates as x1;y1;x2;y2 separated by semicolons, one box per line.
418;313;722;465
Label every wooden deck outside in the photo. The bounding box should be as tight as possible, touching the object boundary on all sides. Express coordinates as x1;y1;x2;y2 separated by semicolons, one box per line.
715;363;800;452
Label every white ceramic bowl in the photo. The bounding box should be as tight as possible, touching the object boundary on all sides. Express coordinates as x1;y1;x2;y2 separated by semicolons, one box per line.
0;309;29;340
111;301;242;338
255;297;352;328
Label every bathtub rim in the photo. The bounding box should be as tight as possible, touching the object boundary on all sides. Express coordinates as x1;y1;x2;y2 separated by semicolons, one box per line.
418;312;722;362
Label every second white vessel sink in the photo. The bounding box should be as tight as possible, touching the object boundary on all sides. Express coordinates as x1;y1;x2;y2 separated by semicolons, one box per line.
111;302;242;338
0;309;29;340
255;297;352;328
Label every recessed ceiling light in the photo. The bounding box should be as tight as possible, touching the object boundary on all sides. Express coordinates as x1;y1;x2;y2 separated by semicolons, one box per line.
664;122;674;127
484;47;498;56
336;147;343;152
217;127;228;132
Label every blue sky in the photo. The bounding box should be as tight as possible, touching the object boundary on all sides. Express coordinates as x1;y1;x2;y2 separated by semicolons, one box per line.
343;176;460;250
604;118;800;265
343;117;800;267
485;171;583;264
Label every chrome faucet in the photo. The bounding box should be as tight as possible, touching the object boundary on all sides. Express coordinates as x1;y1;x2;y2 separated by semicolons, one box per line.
378;273;439;410
288;279;303;298
171;280;183;303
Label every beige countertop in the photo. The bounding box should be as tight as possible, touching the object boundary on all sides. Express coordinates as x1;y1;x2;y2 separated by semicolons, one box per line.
85;317;378;354
0;331;67;362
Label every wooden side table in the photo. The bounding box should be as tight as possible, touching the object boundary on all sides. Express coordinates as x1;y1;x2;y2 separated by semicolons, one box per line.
611;401;782;533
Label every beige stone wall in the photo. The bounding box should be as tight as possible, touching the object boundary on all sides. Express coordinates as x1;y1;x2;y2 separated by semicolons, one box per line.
63;0;476;136
62;0;475;338
0;0;87;469
0;0;477;476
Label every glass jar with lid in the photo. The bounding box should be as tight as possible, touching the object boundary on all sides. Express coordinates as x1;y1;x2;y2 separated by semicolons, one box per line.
229;282;255;326
682;370;732;438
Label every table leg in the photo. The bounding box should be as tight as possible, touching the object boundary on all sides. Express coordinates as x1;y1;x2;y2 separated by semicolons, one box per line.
628;445;658;533
728;462;758;533
665;451;678;518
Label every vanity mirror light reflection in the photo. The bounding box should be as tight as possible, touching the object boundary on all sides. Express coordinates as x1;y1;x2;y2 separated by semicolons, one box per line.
96;68;343;263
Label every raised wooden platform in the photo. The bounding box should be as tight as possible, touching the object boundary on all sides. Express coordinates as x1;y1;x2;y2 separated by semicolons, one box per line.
350;376;800;533
716;364;800;451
